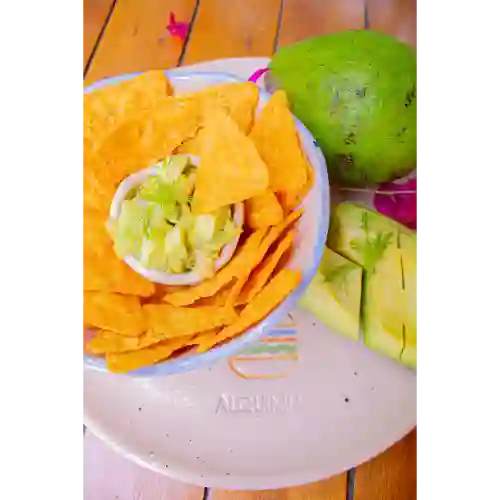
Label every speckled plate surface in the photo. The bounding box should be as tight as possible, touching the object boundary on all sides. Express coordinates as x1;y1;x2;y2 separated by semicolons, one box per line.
84;58;416;491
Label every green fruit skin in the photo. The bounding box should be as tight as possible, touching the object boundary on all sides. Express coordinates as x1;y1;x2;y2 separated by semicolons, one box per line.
269;30;417;187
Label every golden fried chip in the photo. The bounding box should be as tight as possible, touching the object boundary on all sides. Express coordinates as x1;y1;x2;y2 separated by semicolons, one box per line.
197;269;302;352
84;292;147;336
83;165;119;213
162;229;268;306
245;190;284;229
86;328;193;354
224;209;303;305
84;70;174;145
191;109;269;214
86;330;144;354
237;229;296;305
250;90;308;193
87;98;201;182
192;328;223;346
106;336;196;373
84;246;155;297
277;160;315;214
176;82;259;155
145;304;238;339
192;285;234;307
84;208;112;253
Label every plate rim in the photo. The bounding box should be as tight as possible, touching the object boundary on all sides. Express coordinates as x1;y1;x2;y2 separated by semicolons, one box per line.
84;414;415;490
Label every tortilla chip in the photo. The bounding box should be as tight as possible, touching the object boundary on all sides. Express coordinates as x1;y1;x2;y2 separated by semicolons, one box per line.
87;98;201;182
197;269;302;352
249;90;308;193
192;328;223;347
84;292;147;336
224;209;303;305
162;229;268;306
84;70;174;145
245;190;284;229
277;160;315;214
192;285;234;307
237;229;296;304
191;109;269;214
86;327;193;354
84;209;110;252
86;330;145;354
83;166;119;213
176;82;259;155
145;304;238;339
84;246;155;297
106;336;196;373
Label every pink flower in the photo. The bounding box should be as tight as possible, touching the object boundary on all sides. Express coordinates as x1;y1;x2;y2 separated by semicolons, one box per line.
373;178;417;230
166;12;189;42
248;68;269;84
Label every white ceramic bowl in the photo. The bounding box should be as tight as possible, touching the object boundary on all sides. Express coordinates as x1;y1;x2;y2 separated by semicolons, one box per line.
108;155;244;286
84;70;330;376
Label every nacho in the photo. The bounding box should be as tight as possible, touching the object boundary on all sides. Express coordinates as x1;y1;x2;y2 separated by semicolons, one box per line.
106;336;197;374
277;160;315;214
145;304;238;339
84;208;110;253
84;292;147;336
192;285;234;307
197;269;302;352
86;327;194;354
84;246;155;297
237;229;296;304
176;82;259;155
250;90;308;193
245;190;284;229
83;165;119;213
86;98;201;183
84;70;174;145
86;330;145;354
191;109;269;214
224;209;303;305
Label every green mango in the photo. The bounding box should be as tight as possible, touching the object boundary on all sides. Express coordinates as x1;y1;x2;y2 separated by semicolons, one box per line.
268;30;416;187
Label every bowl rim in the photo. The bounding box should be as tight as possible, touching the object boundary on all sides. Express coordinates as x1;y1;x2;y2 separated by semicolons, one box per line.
84;69;330;377
108;156;244;286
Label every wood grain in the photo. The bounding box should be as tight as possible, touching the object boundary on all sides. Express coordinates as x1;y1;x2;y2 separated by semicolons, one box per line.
84;431;204;500
85;0;198;84
366;0;416;47
84;0;115;70
354;429;416;500
182;0;282;65
211;474;346;500
278;0;365;47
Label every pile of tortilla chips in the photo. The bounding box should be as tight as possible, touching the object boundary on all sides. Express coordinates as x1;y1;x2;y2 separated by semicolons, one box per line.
84;70;313;373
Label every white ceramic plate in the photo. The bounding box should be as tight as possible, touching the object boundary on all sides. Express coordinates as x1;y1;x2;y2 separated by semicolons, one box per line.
84;58;416;491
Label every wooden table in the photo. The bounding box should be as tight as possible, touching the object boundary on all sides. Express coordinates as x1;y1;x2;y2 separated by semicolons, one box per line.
83;1;416;498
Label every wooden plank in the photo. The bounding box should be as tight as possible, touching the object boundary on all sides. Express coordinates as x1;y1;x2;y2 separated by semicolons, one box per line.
182;0;282;65
366;0;416;47
211;474;346;500
84;431;204;500
354;429;416;500
279;0;365;47
84;0;115;70
85;0;198;84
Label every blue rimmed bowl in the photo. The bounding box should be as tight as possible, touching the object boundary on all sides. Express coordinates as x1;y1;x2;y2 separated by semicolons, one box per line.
84;69;330;376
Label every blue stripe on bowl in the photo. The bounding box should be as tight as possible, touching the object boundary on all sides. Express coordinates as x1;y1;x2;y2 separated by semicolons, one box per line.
84;70;329;377
265;329;297;337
